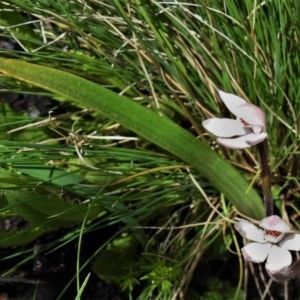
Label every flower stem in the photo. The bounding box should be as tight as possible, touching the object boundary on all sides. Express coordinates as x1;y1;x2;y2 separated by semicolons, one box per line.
257;140;273;217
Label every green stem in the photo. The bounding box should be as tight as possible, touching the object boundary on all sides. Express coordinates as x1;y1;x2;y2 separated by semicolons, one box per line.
257;140;273;217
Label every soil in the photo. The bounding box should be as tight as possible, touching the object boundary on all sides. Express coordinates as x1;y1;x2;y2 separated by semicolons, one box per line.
0;216;123;300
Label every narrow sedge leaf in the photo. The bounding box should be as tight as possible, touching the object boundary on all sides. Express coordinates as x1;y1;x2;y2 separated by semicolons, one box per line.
0;58;264;219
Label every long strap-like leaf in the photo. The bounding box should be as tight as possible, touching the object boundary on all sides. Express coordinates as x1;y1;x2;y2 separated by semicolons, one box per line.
0;58;264;219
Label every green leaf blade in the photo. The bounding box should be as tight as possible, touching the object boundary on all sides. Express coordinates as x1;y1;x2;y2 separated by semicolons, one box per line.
0;58;264;219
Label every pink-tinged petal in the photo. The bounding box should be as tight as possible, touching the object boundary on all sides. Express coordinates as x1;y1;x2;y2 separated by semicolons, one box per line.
235;220;266;243
267;268;292;282
259;215;290;232
269;257;300;281
241;242;271;263
280;233;300;251
217;136;250;149
236;103;266;131
242;132;268;145
216;132;267;149
218;90;247;117
266;245;292;273
202;118;249;137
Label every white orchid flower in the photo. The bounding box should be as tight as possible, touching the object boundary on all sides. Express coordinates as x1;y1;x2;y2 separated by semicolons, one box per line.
235;215;300;276
202;90;267;149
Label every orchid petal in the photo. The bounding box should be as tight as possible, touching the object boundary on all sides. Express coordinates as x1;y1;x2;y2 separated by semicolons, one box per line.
266;246;292;273
259;215;290;232
217;132;267;149
218;90;247;117
235;220;266;243
236;103;266;131
241;242;271;263
202;118;249;137
280;233;300;251
243;132;268;145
